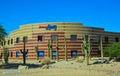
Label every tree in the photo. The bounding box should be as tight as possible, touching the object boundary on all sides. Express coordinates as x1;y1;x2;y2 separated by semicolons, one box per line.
0;24;7;64
103;42;120;60
0;24;7;45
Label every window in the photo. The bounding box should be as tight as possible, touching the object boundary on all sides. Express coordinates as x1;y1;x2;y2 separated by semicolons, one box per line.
4;41;6;45
71;35;77;41
16;37;20;43
52;51;56;57
11;39;13;44
105;36;108;43
23;36;28;42
71;50;77;57
96;35;100;42
11;52;13;57
0;53;3;58
1;42;3;46
7;40;9;45
16;52;20;58
26;53;28;58
115;37;119;42
38;36;44;41
8;52;9;57
38;51;44;57
51;35;58;41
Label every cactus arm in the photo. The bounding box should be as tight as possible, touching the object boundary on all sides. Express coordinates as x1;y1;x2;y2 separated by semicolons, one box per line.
64;35;67;61
47;39;50;57
20;49;23;54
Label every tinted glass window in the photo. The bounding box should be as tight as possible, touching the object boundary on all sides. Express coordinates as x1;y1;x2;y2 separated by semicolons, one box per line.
38;51;44;57
52;51;56;57
71;35;77;41
16;52;20;57
71;50;77;57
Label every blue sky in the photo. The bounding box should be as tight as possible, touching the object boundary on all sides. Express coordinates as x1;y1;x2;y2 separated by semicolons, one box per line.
0;0;120;34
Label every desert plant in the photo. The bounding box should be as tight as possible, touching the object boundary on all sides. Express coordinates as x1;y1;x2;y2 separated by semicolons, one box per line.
64;35;67;61
47;39;50;57
81;35;91;65
56;37;59;61
3;47;9;64
20;36;28;65
35;45;39;60
47;39;52;59
75;56;84;63
41;57;51;65
104;42;120;60
0;24;7;45
97;35;104;60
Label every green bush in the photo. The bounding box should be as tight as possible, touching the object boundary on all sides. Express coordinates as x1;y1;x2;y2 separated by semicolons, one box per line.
104;42;120;57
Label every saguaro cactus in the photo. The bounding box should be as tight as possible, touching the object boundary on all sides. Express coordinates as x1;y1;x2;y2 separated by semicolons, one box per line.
81;44;85;58
64;35;67;61
48;39;52;59
81;35;91;65
56;37;59;61
20;36;28;65
88;35;91;62
35;45;39;60
47;39;50;57
97;35;104;60
100;36;103;60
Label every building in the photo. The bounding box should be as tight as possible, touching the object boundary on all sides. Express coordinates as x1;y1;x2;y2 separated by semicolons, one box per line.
0;22;120;61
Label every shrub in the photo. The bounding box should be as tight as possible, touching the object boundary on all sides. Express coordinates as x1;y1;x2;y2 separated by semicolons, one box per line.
104;42;120;61
41;57;51;65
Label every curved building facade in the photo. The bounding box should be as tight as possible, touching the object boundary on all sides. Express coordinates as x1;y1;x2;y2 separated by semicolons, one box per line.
0;22;120;60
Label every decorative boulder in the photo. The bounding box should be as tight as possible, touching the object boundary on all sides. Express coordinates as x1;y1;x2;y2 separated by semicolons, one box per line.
41;57;51;65
41;65;49;69
75;56;84;63
18;65;29;70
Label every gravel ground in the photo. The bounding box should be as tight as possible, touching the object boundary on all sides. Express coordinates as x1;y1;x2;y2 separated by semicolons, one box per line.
0;60;120;76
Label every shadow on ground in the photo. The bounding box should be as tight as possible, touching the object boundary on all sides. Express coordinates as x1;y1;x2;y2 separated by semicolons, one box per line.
0;63;41;69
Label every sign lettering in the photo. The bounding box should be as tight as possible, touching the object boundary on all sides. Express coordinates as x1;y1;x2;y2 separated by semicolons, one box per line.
39;24;57;31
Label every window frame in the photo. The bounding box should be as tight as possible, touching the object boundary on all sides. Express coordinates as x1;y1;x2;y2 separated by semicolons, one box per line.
115;37;119;42
38;35;44;41
16;37;20;43
104;36;109;43
11;39;13;44
51;35;58;41
23;36;28;42
8;40;10;45
38;51;44;57
70;35;77;41
16;52;20;58
11;52;13;57
52;51;56;57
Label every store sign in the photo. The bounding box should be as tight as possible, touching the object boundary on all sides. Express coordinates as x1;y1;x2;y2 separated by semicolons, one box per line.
39;24;57;31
